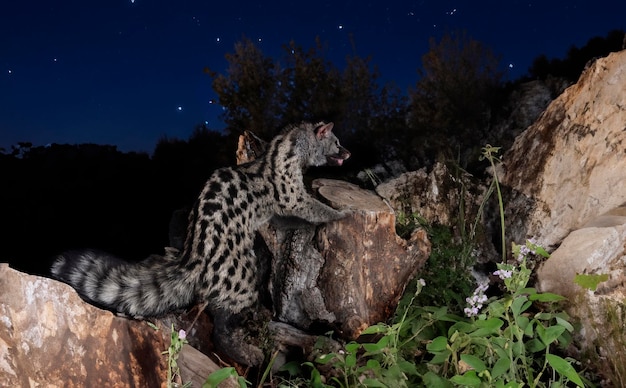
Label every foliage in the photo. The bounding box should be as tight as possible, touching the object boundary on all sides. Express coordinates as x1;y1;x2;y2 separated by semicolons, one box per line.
207;36;406;169
574;273;609;292
301;240;584;388
399;216;475;312
207;38;284;139
528;29;625;82
203;367;249;388
408;31;504;169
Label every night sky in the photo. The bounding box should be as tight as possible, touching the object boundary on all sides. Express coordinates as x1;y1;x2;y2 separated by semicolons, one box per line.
2;1;625;154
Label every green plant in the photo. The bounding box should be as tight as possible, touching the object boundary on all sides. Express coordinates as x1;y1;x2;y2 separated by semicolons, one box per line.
163;324;192;388
425;240;584;387
203;367;249;388
312;279;433;387
478;144;506;262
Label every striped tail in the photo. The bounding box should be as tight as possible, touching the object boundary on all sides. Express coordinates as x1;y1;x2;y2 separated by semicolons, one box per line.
51;249;197;318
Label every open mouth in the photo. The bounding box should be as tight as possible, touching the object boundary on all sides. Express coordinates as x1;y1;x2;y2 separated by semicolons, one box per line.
326;155;346;166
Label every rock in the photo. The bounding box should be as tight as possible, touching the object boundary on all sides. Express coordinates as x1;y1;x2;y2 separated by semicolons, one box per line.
501;50;626;250
0;263;168;387
536;208;626;386
375;162;497;263
0;264;233;387
490;78;567;152
376;162;484;229
506;49;626;385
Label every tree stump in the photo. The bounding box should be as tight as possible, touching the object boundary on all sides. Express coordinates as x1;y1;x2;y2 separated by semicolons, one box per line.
237;132;430;349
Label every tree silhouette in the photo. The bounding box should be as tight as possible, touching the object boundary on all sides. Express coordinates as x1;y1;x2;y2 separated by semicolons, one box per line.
280;38;343;126
408;31;504;168
208;37;283;139
207;37;406;170
528;29;625;81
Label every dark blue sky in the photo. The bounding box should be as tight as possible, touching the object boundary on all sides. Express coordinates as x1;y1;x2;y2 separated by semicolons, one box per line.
2;0;625;154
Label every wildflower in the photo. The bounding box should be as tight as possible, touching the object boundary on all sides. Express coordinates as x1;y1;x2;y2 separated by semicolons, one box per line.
178;329;187;341
464;280;489;318
493;269;513;279
418;278;426;287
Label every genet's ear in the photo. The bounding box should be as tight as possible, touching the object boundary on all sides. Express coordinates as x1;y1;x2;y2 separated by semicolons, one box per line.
315;122;334;140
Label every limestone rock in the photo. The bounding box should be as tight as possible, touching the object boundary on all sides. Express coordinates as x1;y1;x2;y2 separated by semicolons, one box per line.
536;209;626;386
0;264;236;387
501;50;626;249
0;263;168;387
376;162;484;229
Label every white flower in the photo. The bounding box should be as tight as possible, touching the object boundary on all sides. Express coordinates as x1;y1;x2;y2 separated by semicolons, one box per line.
178;329;187;340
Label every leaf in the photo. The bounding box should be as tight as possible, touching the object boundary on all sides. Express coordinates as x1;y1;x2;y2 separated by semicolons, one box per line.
511;295;530;316
574;273;609;291
538;325;566;346
515;314;529;329
361;323;388;335
526;338;546;353
491;357;511;379
432;305;449;319
397;359;418;375
203;367;238;388
345;353;357;368
278;361;301;376
423;371;453;388
448;321;475;335
345;342;360;353
555;315;575;332
474;318;504;331
427;336;448;352
362;336;389;353
488;300;506;317
450;370;481;386
315;353;337;365
532;244;550;258
460;354;487;373
430;349;452;364
546;354;585;386
361;378;388;387
529;292;566;302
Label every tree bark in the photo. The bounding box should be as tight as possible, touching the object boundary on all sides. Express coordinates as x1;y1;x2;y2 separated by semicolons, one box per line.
238;132;431;346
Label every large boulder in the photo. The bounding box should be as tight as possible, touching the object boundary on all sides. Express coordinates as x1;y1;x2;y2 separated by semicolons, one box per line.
536;207;626;386
500;50;626;250
0;264;169;386
0;264;233;387
500;49;626;385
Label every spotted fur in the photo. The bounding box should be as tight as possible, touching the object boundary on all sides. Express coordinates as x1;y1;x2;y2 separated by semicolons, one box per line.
51;121;350;364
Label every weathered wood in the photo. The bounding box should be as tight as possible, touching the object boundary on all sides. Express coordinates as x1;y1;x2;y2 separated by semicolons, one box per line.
178;345;240;388
237;131;431;347
314;179;431;339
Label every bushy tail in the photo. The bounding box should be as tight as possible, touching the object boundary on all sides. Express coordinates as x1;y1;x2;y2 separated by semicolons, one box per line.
51;249;197;318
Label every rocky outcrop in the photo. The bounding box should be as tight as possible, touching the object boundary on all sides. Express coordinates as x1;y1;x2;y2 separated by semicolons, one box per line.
536;208;626;387
0;263;169;387
500;49;626;385
501;50;626;250
375;162;498;263
0;264;233;387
